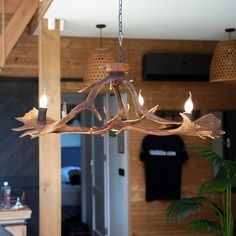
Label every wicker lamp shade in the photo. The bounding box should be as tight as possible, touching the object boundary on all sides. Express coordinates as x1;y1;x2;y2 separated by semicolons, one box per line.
210;39;236;82
84;48;115;84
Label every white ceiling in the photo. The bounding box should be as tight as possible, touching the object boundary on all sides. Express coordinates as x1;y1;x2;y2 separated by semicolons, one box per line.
44;0;236;40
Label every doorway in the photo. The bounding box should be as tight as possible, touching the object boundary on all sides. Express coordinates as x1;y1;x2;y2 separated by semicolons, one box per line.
61;94;86;235
62;93;129;236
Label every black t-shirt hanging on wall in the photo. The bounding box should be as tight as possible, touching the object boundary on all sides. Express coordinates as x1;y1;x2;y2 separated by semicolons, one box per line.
140;135;188;201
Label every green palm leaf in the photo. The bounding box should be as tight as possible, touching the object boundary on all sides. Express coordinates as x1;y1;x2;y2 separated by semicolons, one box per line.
187;146;236;178
164;197;206;223
216;163;236;178
187;147;225;168
164;146;236;236
198;177;236;194
186;219;223;234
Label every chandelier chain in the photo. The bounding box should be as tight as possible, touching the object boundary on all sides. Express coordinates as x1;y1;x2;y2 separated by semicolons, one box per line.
118;0;123;63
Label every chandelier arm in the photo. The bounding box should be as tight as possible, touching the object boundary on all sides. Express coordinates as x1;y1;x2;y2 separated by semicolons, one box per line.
112;84;128;119
55;120;121;135
49;118;178;136
12;105;224;139
13;75;125;137
119;113;224;139
52;113;223;139
41;100;102;136
14;114;126;138
103;105;112;121
119;79;141;119
123;80;180;125
42;77;113;134
78;83;94;93
123;104;159;123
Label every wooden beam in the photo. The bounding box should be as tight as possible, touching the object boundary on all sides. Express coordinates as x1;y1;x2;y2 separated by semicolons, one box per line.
29;0;54;34
0;0;21;14
39;18;61;236
0;0;38;66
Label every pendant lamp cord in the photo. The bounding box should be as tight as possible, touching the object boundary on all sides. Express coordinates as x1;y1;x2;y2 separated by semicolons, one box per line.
118;0;124;63
99;27;103;48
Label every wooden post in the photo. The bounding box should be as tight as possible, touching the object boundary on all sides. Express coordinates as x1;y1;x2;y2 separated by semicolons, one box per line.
38;18;61;236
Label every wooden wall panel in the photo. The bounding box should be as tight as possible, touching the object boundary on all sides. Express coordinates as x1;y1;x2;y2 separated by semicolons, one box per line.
125;40;236;236
0;34;236;236
0;80;39;236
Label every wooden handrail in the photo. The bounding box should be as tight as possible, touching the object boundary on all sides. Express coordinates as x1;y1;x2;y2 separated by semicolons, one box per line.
0;0;38;68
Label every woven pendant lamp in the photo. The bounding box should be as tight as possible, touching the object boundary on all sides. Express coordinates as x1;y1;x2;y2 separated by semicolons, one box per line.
84;24;115;84
210;28;236;83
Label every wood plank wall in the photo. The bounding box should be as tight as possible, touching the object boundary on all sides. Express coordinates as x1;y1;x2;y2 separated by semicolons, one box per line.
1;34;236;236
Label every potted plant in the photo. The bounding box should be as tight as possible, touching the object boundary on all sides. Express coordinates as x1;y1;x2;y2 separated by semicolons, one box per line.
164;147;236;235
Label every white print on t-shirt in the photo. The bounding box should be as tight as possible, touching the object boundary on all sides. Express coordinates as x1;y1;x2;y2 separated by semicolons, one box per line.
149;149;176;156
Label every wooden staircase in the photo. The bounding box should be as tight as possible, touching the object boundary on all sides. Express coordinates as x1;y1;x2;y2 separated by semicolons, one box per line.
0;0;53;69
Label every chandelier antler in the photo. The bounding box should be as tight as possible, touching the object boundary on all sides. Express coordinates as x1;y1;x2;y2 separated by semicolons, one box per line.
12;0;224;139
13;63;224;139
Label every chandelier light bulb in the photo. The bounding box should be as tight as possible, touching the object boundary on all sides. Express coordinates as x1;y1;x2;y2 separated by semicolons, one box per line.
61;101;67;118
138;90;144;106
37;89;48;125
184;91;193;114
39;93;48;108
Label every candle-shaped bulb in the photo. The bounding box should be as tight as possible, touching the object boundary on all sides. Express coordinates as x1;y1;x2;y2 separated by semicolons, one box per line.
184;91;193;114
39;94;48;108
38;89;48;124
138;90;144;106
61;100;67;118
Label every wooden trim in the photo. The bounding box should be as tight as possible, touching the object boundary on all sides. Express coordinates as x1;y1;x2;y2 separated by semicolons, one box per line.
3;63;38;69
0;0;38;65
39;18;61;236
0;206;32;221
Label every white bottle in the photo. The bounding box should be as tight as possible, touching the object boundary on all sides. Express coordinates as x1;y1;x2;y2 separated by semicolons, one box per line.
1;182;11;208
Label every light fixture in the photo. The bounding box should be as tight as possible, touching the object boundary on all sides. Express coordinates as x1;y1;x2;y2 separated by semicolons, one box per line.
84;24;115;84
37;89;48;125
138;90;144;106
210;28;236;83
183;91;193;119
61;100;67;118
13;0;224;139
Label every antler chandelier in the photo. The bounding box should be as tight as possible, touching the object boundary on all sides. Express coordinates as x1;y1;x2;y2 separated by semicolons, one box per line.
13;0;224;139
